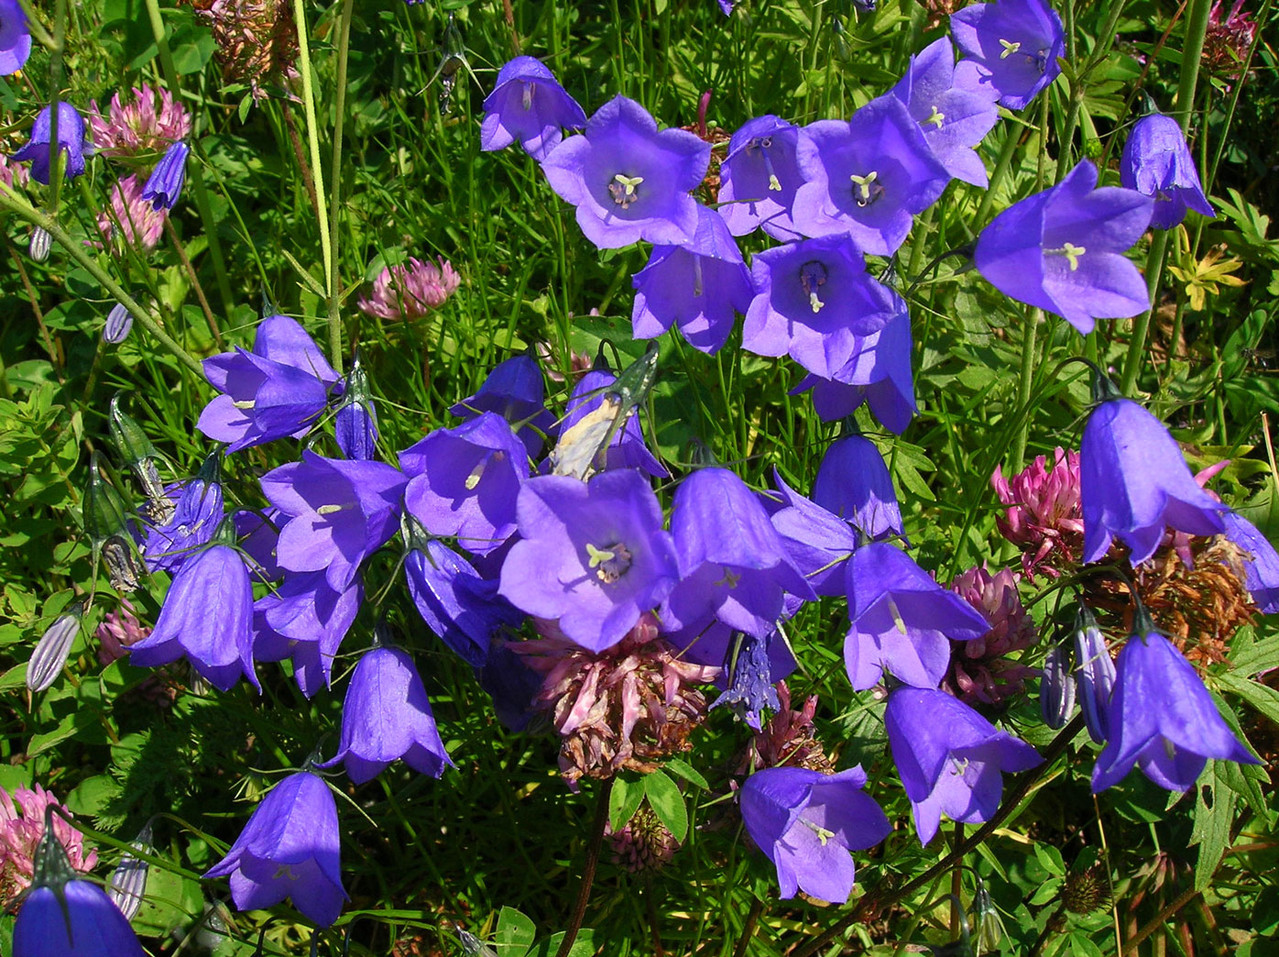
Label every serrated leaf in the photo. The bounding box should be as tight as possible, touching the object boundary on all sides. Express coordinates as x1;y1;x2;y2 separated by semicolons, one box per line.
1227;632;1279;678
1190;764;1237;890
1216;671;1279;726
663;757;709;790
495;906;536;957
608;776;645;833
643;769;688;843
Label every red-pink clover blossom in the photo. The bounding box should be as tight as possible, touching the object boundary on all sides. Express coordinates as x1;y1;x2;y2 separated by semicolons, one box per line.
481;56;587;161
716;115;804;241
1119;112;1215;230
950;0;1065;110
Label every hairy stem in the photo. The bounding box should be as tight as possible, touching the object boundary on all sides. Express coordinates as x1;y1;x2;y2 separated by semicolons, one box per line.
555;778;614;957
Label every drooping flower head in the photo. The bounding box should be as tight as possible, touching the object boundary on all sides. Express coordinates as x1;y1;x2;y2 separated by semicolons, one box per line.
945;564;1039;705
886;686;1042;844
716;116;804;240
203;770;346;927
140;455;224;573
357;257;461;321
991;446;1083;578
1120;113;1215;230
541;95;710;249
0;0;32;76
334;354;379;461
11;102;93;185
812;434;904;543
975;160;1153;335
0;786;97;905
739;765;891;904
1221;509;1279;614
142;140;190;210
449;354;556;459
950;0;1065;110
96;173;167;252
792;96;950;255
481;56;587;161
252;572;362;697
88;83;192;160
767;468;860;598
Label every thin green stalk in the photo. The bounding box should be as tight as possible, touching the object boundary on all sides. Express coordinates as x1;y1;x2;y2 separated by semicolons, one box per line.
291;0;334;296
975;127;1021;224
1011;96;1051;470
326;0;356;373
1120;230;1171;394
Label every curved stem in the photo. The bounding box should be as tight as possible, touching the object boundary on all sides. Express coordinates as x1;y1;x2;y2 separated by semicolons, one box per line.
555;778;614;957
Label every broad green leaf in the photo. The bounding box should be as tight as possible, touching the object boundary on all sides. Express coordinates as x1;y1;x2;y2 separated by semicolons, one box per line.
608;775;646;833
496;905;536;957
643;769;688;843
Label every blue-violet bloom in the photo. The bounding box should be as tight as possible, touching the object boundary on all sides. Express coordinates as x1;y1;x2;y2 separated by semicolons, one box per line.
558;368;668;478
812;434;904;542
14;880;145;957
253;572;362;697
141;140;189;210
1222;509;1279;614
1120;112;1215;229
1073;605;1115;743
11;102;93;185
716;116;804;241
1;0;32;76
450;354;555;459
950;0;1065;110
767;469;860;598
481;56;587;161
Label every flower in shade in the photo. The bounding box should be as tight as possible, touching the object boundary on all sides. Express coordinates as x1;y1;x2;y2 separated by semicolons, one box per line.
260;451;405;592
740;765;890;903
141;140;189;210
499;470;680;652
1073;605;1115;743
607;803;679;873
0;786;97;905
334;356;378;461
792;96;950;255
14;880;144;957
812;434;904;542
252;572;362;697
743;234;901;378
1204;0;1257;78
357;257;461;321
843;542;991;690
950;0;1065;110
1;0;32;76
88;84;192;160
449;354;556;459
706;627;796;731
1222;509;1279;614
320;645;453;783
481;56;587;161
1039;642;1075;729
631;205;754;354
203;771;346;927
127;543;259;691
716;116;804;240
886;686;1042;844
96;174;167;252
198;314;342;452
1120;113;1215;230
945;564;1039;705
1091;619;1257;793
540;95;709;249
991;446;1083;578
11;102;93;185
974;160;1153;335
1080;398;1225;565
888;37;1001;186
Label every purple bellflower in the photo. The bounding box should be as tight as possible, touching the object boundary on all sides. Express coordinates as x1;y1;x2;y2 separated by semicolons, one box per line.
887;687;1042;843
1222;510;1279;614
198;314;342;452
541;95;709;249
843;541;991;691
1091;617;1257;793
400;412;528;555
705;625;799;730
889;37;1001;187
1040;642;1076;728
792;96;950;255
740;765;891;903
716;116;804;241
498;470;680;652
481;56;587;161
334;353;379;461
1;0;32;76
128;543;259;691
1080;398;1225;565
320;645;453;783
560;368;667;478
253;572;362;697
767;469;860;598
1073;605;1115;743
11;102;93;185
14;880;146;957
631;205;754;354
664;467;814;638
260;451;406;591
140;456;223;572
1120;112;1215;229
950;0;1065;110
141;140;189;210
974;160;1154;335
812;434;904;542
203;771;347;927
450;354;556;459
743;234;901;378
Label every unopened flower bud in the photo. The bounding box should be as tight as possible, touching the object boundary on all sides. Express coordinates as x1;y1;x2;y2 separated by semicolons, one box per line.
103;302;132;344
28;601;84;692
82;453;133;551
335;355;379;461
29;226;51;262
1039;642;1075;729
1073;606;1115;744
107;823;153;920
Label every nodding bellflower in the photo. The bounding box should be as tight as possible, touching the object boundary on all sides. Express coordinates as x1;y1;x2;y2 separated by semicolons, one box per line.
716;115;804;241
886;686;1042;844
739;765;891;903
1120;112;1215;229
203;771;347;927
767;469;861;597
481;56;587;161
140;456;224;572
1221;509;1279;614
252;572;362;697
812;434;904;543
559;368;667;478
141;139;189;210
450;354;556;459
1;0;32;76
1080;398;1225;565
11;102;93;185
950;0;1065;110
540;95;710;249
974;160;1154;335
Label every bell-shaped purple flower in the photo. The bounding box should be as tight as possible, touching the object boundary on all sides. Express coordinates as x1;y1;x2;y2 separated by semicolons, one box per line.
743;234;901;378
140;457;224;572
843;541;990;691
664;467;814;638
400;413;528;555
319;646;453;784
631;205;754;354
14;880;146;957
886;686;1042;844
1080;398;1225;565
253;572;362;697
1091;626;1257;793
792;96;950;255
128;543;259;691
975;160;1154;335
1222;509;1279;614
740;765;891;903
1;0;33;76
1039;642;1075;729
203;771;347;927
260;451;406;591
812;434;904;542
498;470;680;652
1073;605;1115;743
141;140;189;210
334;354;379;461
704;625;798;730
1120;112;1215;229
541;95;709;249
481;56;587;161
198;315;342;452
889;37;1000;186
450;354;555;458
559;368;667;478
11;102;93;185
716;116;804;240
950;0;1065;110
767;469;859;598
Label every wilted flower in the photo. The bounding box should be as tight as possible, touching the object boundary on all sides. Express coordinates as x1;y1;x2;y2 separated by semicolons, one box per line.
812;434;904;542
1204;0;1257;77
11;102;93;185
481;56;587;161
88;84;192;160
739;681;835;774
0;786;97;905
357;257;461;321
607;803;678;873
739;765;890;903
975;161;1153;335
203;771;347;927
142;140;189;210
0;0;31;76
1120;113;1214;230
716;116;804;240
26;603;83;693
991;447;1083;578
97;174;167;251
945;564;1039;705
187;0;299;95
950;0;1065;110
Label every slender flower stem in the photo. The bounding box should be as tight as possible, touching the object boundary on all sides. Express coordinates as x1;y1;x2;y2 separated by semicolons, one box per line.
326;0;355;374
291;0;334;299
975;125;1021;225
555;777;614;957
164;217;224;349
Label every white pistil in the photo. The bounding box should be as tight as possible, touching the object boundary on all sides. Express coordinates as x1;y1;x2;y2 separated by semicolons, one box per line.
803;819;836;846
232;399;255;410
316;504;343;516
715;567;741;589
693;256;704;298
850;170;880;207
999;38;1021;59
888;596;908;636
1047;242;1087;271
521;81;533;111
924;105;945;129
